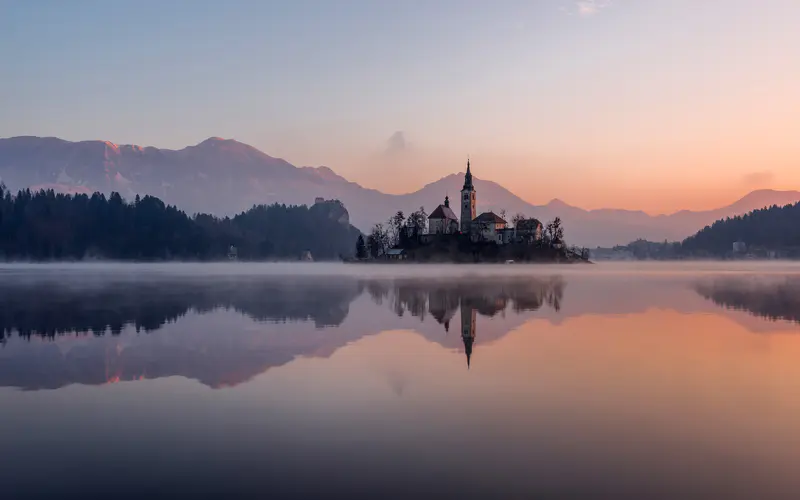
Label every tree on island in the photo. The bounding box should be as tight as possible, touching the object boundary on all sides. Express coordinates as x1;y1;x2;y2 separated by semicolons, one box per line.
355;235;368;259
388;211;405;247
405;207;428;238
367;223;390;257
545;217;564;246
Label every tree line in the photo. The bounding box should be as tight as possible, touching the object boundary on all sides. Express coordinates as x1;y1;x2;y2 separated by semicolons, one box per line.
0;184;361;261
604;202;800;259
681;203;800;257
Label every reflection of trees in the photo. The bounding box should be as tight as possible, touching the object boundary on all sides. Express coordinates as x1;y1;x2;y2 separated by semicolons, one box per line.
366;281;390;306
695;277;800;324
0;274;565;344
372;276;565;326
0;277;363;342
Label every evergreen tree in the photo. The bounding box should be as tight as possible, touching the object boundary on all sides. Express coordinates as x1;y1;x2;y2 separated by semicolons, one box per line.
355;235;368;259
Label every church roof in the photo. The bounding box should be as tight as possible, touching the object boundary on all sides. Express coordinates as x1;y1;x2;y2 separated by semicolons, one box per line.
473;212;507;224
429;204;458;221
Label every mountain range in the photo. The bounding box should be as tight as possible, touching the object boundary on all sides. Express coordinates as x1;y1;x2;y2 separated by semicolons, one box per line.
2;135;799;247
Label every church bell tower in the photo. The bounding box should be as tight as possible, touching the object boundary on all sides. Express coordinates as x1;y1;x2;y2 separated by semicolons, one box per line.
460;158;476;233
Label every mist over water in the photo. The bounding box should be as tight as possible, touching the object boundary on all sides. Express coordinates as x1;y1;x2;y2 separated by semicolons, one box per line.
3;262;800;499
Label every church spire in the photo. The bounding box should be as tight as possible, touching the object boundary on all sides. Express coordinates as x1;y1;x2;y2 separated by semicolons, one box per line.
463;157;473;190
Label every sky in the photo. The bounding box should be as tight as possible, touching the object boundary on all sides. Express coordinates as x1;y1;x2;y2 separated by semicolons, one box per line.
2;0;800;213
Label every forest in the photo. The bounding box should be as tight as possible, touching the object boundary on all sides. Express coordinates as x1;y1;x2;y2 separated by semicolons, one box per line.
681;203;800;257
602;202;800;259
0;184;361;261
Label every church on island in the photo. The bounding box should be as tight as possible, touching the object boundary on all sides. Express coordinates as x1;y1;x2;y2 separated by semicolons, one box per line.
427;159;542;244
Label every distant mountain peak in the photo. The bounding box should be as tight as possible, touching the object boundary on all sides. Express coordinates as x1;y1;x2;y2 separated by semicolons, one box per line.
737;188;792;200
546;198;571;208
197;136;231;146
729;188;800;211
188;137;272;159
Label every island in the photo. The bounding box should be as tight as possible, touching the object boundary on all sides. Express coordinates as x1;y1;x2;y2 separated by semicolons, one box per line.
352;161;590;263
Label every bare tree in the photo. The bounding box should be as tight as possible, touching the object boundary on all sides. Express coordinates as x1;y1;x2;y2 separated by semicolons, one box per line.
388;210;405;246
544;217;564;247
512;213;525;228
367;223;390;257
552;217;564;243
406;206;428;236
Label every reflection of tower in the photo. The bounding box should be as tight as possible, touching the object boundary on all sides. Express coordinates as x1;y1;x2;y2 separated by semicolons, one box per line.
460;305;476;368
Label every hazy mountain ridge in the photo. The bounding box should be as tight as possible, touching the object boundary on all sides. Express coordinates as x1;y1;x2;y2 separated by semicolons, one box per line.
2;136;798;247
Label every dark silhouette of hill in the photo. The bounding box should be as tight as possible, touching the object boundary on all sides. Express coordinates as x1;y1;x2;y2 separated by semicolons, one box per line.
681;202;800;256
0;185;361;260
3;136;799;246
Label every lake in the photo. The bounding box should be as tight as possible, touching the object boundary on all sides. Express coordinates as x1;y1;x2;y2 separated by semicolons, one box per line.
3;262;800;499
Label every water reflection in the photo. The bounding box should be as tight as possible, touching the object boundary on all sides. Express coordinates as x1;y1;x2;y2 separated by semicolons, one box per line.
0;275;565;389
4;271;800;392
0;277;363;340
373;276;565;368
3;267;800;499
695;276;800;324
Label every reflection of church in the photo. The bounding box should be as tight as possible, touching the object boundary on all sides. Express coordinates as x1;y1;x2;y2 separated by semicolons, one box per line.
376;277;565;370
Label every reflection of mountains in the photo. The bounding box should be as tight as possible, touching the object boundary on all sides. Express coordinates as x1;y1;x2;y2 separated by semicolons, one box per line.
696;276;800;325
0;276;564;390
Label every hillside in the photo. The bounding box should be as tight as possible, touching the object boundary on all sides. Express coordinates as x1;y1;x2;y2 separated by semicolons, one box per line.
0;185;361;261
681;202;800;257
2;136;799;247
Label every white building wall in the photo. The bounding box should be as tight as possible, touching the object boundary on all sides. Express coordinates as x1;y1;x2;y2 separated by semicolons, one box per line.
474;222;507;243
429;218;459;234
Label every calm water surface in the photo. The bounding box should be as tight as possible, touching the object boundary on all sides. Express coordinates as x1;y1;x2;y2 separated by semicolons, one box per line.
3;262;800;499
